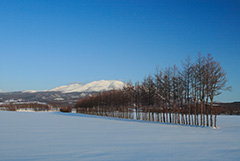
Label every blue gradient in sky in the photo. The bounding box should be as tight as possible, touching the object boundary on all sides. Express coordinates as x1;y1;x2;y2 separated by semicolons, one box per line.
0;0;239;102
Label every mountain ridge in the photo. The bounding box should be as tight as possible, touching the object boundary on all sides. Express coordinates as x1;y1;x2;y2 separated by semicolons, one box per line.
24;80;125;93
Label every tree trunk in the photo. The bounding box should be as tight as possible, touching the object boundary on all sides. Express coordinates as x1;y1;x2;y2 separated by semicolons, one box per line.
206;98;209;127
201;101;203;126
194;99;197;125
214;113;217;128
210;98;213;127
188;101;191;125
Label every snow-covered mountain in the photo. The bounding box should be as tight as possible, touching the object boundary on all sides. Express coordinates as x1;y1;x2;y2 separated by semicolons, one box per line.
22;90;38;93
48;80;125;93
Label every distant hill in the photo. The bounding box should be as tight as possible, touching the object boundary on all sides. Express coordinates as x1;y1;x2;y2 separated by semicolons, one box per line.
0;80;125;106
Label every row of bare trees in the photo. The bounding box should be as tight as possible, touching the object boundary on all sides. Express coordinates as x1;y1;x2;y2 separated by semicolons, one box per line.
74;53;230;127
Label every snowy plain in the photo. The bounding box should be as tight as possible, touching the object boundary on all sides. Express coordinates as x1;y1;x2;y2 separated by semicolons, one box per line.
0;111;239;161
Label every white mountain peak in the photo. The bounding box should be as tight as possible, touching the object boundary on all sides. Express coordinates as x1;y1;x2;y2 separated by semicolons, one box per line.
48;80;125;93
22;90;38;93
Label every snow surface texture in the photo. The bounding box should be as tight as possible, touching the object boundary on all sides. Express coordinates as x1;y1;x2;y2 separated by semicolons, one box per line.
48;80;125;93
0;112;239;161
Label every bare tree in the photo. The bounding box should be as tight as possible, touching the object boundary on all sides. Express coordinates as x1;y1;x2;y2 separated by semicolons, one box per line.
182;56;192;124
154;68;164;122
208;59;231;127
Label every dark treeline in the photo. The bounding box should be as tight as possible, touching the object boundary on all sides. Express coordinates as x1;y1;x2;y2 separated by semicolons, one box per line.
74;53;231;127
0;103;50;111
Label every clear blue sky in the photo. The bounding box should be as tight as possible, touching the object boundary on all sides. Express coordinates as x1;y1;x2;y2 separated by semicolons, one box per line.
0;0;239;102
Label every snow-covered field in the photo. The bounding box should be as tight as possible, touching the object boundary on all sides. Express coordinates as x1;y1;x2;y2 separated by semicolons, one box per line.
0;111;239;161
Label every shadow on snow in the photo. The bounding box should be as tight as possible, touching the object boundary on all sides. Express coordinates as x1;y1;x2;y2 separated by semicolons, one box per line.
53;112;209;129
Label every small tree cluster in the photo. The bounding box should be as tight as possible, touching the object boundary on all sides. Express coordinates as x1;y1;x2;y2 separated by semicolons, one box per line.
60;106;72;113
74;53;230;127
